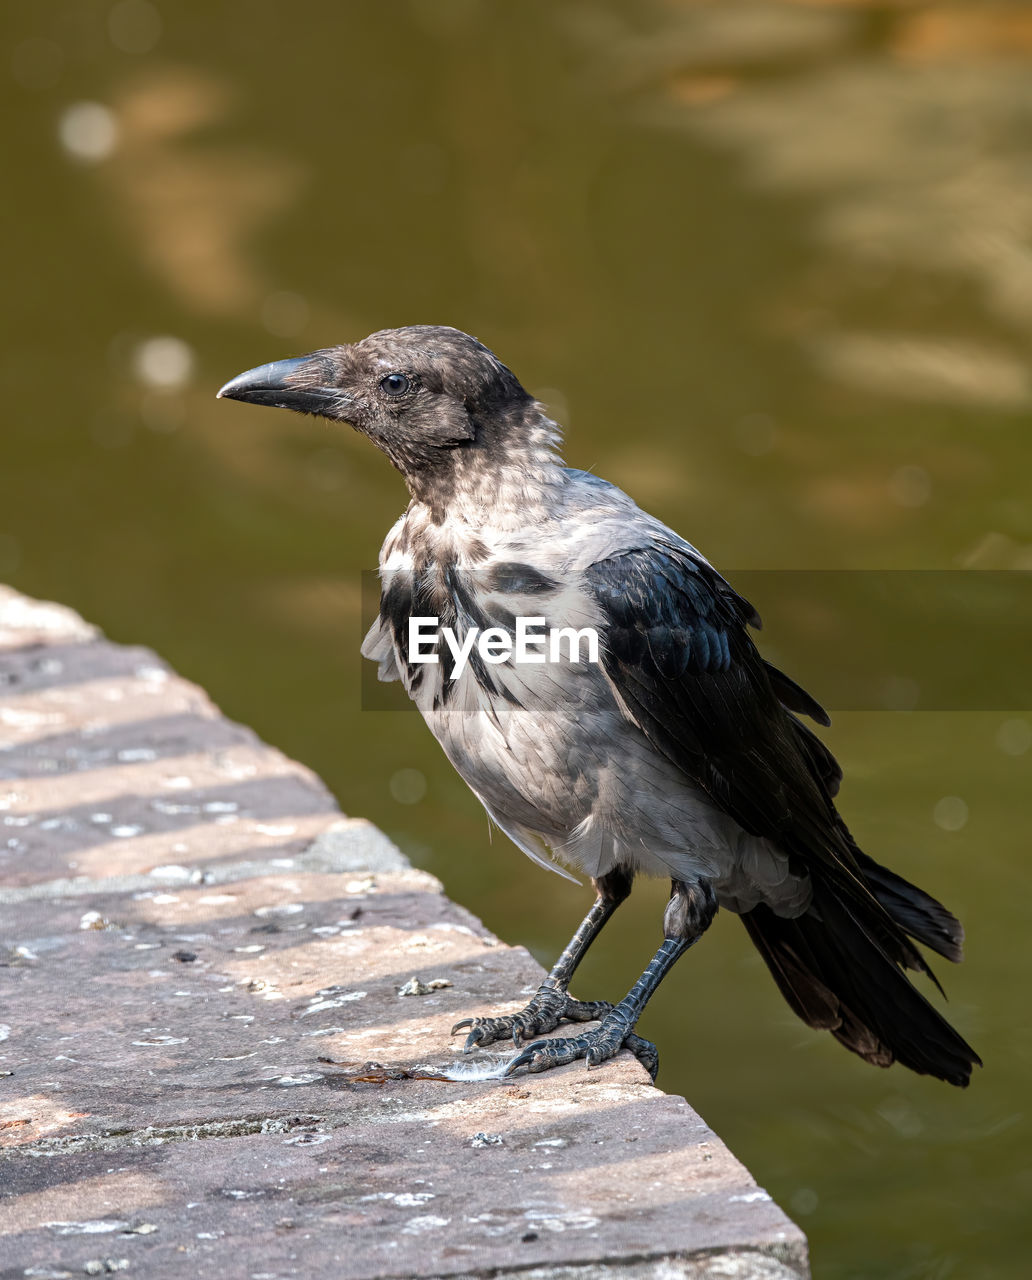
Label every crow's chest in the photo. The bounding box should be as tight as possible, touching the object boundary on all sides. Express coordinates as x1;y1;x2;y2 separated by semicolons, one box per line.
376;515;574;710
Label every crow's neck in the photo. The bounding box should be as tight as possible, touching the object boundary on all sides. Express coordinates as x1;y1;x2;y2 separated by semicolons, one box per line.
405;402;567;529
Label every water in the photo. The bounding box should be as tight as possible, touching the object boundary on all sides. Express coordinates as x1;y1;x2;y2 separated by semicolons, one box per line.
2;3;1029;1274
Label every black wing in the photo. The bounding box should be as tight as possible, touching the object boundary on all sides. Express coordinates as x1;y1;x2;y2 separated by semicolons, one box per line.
585;542;980;1085
586;543;845;873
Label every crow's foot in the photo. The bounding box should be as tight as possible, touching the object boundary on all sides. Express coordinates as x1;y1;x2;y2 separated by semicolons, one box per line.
451;985;613;1052
503;1015;659;1081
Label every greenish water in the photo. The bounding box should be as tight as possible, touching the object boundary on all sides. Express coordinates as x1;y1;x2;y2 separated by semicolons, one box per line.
2;3;1030;1274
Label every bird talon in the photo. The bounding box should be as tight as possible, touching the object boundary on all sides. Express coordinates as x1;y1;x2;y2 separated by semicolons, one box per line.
447;989;610;1054
503;1047;535;1077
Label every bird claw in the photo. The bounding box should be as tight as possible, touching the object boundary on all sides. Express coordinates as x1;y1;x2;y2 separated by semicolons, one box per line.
452;988;613;1054
623;1033;660;1080
502;1018;659;1081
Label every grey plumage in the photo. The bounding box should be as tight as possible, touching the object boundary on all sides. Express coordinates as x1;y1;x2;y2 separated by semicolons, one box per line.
364;468;810;917
219;325;980;1087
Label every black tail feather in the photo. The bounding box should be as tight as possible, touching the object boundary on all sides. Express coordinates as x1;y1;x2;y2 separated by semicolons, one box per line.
851;849;965;963
741;879;980;1087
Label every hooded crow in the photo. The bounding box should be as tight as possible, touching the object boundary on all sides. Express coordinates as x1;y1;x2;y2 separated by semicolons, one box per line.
219;325;980;1086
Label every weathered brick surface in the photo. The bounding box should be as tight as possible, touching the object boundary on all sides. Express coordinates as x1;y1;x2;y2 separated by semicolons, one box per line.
0;586;808;1279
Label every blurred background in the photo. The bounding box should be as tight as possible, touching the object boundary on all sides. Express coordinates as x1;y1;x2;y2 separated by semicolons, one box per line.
2;2;1030;1275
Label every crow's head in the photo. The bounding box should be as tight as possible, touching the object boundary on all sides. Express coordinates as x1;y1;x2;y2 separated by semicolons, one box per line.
219;326;545;501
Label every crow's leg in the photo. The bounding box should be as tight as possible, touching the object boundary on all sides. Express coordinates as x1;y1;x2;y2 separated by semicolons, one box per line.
504;878;717;1082
452;867;633;1051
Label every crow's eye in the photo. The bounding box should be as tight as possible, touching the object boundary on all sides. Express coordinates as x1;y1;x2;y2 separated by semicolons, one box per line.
379;372;410;397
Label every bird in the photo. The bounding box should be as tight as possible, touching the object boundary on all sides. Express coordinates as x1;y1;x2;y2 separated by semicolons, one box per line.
219;325;980;1086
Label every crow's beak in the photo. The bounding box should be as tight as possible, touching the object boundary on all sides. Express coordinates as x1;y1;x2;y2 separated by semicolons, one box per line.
217;356;349;416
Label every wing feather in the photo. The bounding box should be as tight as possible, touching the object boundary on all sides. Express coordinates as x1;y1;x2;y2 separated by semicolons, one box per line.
587;544;840;863
585;543;926;963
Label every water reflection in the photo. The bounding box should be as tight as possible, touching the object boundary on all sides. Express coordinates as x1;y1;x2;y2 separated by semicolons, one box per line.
103;65;302;316
615;3;1032;404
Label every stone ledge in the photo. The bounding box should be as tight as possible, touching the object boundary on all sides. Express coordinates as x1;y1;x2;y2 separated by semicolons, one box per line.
0;586;808;1279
